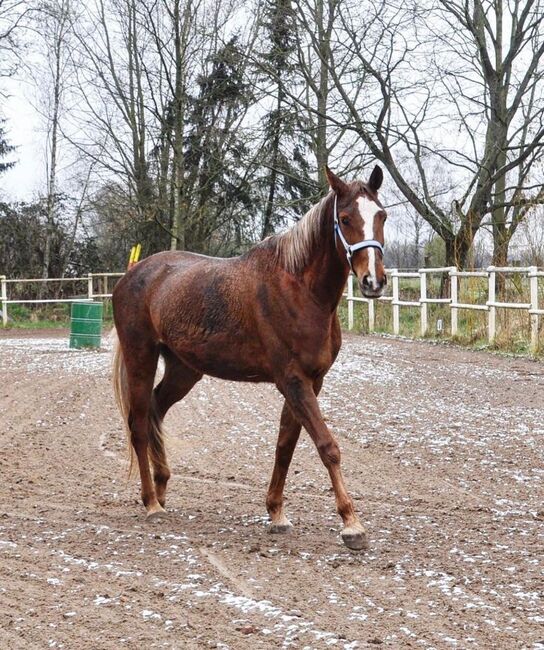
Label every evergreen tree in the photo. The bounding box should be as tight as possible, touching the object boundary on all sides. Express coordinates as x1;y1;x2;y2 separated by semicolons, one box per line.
0;118;14;175
258;0;315;238
183;37;256;253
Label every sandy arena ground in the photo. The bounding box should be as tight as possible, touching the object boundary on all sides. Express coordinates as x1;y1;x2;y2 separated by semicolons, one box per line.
0;329;543;649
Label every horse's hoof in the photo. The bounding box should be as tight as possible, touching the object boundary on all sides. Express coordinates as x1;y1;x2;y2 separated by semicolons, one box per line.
341;526;368;551
268;519;293;534
146;505;167;521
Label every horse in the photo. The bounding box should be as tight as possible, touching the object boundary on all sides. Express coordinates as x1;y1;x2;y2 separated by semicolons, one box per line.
112;165;387;550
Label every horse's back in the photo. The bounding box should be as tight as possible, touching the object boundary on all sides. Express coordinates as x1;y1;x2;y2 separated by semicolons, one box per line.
112;250;271;378
112;247;338;383
112;250;220;334
113;250;228;303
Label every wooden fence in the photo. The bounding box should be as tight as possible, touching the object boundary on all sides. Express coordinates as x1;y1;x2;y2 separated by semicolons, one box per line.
0;272;123;326
344;266;544;352
3;267;544;352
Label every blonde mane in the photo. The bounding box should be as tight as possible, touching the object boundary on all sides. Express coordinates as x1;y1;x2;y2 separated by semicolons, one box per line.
273;192;332;274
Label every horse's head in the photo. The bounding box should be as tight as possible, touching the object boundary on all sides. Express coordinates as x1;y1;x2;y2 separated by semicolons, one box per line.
326;165;387;298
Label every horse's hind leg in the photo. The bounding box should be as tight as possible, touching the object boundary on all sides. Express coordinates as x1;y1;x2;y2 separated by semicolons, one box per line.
123;345;165;518
266;378;323;533
151;347;202;507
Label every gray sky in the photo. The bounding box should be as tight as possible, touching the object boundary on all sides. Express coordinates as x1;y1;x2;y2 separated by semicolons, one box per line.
1;76;44;200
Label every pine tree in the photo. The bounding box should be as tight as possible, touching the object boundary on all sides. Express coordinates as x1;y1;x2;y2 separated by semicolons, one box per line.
258;0;315;238
183;37;256;253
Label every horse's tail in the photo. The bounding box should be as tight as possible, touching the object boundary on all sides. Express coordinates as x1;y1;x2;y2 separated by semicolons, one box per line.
112;328;166;479
112;328;136;478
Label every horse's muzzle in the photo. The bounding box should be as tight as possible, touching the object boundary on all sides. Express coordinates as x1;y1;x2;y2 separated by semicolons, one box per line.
360;272;386;299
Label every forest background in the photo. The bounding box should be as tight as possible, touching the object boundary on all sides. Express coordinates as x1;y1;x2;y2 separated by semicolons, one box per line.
1;0;544;282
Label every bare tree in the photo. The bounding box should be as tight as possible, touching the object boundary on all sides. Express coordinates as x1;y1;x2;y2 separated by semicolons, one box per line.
292;0;544;268
438;0;544;268
70;0;157;229
33;0;72;281
0;0;29;79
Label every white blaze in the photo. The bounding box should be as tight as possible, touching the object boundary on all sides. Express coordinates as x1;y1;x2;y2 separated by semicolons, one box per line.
356;196;381;290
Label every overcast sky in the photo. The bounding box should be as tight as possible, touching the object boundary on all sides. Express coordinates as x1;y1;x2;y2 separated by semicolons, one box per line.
1;75;44;201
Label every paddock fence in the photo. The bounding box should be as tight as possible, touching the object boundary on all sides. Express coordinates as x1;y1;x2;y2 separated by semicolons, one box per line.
344;265;544;352
0;272;124;326
2;267;544;352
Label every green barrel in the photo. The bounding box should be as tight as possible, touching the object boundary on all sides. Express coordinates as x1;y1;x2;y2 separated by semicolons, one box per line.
70;302;103;349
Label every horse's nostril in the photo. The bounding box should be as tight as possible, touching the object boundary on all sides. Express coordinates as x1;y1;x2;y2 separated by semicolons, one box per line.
362;275;372;288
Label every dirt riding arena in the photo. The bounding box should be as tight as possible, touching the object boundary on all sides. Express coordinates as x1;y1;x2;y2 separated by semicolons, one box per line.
1;330;543;649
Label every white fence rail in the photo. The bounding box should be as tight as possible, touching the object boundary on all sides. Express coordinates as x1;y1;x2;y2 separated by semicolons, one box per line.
0;272;123;326
3;267;543;352
344;265;544;352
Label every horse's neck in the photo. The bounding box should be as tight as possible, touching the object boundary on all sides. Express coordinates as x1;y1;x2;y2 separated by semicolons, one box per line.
305;209;350;311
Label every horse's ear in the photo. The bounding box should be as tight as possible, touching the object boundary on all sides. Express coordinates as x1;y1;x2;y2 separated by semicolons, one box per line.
368;164;383;192
325;166;348;195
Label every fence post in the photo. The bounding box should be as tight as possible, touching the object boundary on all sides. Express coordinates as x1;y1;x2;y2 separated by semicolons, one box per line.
487;266;496;344
368;298;375;333
1;275;7;327
419;269;427;336
450;267;458;337
347;273;354;331
529;266;539;353
392;269;400;335
87;273;93;300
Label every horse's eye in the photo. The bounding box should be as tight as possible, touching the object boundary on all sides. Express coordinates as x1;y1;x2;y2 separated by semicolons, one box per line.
341;217;349;225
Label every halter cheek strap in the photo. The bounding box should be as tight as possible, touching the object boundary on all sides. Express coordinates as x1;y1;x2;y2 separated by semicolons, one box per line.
333;194;384;270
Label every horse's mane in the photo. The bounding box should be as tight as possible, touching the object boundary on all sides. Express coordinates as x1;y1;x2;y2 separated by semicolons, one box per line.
265;192;333;274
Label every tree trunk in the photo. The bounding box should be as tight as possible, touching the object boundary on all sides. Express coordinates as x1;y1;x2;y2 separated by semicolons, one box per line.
39;3;69;298
42;11;64;289
170;0;192;250
262;79;283;239
441;229;473;297
315;0;330;190
444;230;472;269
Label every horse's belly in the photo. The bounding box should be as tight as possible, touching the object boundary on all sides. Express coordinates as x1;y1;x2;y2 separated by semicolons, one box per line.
172;338;273;383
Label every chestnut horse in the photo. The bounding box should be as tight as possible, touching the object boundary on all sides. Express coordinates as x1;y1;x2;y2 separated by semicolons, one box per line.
112;166;387;550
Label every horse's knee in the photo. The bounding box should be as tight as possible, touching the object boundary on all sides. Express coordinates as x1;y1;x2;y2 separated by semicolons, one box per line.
283;375;305;405
317;439;340;466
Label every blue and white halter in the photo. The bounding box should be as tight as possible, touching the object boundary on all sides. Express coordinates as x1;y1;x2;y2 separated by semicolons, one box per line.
333;193;384;271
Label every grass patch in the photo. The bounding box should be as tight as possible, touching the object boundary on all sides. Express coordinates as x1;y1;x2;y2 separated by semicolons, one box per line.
2;301;114;330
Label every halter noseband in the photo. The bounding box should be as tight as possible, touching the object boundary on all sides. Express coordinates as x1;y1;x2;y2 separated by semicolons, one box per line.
333;193;384;271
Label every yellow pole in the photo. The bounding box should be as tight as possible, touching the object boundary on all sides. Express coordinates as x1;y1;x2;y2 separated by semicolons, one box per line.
134;243;142;262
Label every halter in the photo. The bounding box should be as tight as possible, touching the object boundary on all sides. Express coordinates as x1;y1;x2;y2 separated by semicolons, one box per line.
333;193;384;271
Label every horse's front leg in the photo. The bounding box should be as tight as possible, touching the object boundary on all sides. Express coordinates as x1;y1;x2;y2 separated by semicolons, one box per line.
278;374;368;551
266;401;301;533
266;379;323;533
